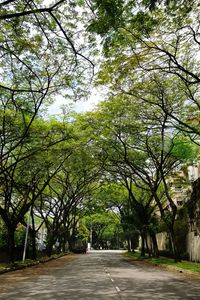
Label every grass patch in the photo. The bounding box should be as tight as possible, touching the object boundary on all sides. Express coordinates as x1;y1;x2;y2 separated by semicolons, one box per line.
0;252;70;273
125;252;200;274
0;259;40;272
0;263;7;272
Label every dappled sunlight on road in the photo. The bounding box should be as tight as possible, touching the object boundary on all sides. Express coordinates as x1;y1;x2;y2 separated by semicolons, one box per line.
0;252;199;299
89;249;127;254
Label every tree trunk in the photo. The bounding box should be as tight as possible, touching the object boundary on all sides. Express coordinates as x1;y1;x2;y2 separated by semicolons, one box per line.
62;233;67;252
46;232;55;257
46;240;54;257
7;226;15;262
140;234;145;256
30;208;37;260
130;239;135;253
169;229;180;262
56;236;62;253
145;234;151;257
150;233;159;257
127;238;131;252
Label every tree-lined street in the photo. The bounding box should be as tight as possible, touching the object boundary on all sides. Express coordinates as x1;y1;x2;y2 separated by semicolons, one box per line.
0;251;200;299
1;1;200;297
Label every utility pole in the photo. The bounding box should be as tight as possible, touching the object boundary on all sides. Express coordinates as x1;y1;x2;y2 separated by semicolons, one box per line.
90;223;92;250
22;209;31;262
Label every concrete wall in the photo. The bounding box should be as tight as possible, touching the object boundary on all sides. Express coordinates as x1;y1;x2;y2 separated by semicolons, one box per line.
187;232;200;262
156;232;169;251
156;231;200;262
188;164;200;182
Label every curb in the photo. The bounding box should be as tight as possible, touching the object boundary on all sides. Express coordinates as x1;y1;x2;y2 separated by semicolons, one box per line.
124;255;200;278
0;252;70;275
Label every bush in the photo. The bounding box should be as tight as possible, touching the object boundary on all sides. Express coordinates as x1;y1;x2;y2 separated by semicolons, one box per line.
158;250;173;258
180;252;189;260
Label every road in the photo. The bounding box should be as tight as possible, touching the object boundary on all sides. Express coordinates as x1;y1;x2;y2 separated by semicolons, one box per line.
0;250;200;299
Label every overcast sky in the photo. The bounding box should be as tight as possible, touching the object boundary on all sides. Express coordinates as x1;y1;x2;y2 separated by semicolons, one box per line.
47;88;102;117
43;0;103;117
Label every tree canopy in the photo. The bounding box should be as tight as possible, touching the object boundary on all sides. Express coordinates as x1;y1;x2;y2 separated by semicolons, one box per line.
0;0;200;263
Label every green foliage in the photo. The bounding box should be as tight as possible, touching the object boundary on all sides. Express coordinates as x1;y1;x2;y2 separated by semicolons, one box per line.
128;11;158;35
87;0;124;35
0;0;200;262
83;211;122;249
171;139;199;161
174;207;189;256
15;225;26;247
126;252;200;272
77;223;90;241
142;0;196;13
0;220;7;248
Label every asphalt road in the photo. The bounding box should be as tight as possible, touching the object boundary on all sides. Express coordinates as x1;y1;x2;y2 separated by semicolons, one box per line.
0;250;200;299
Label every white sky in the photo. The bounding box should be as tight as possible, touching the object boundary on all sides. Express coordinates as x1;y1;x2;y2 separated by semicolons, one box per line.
46;88;103;117
43;0;54;6
43;0;103;117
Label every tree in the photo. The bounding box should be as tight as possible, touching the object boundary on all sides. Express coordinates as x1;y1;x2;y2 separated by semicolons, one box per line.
0;0;94;177
84;211;120;249
0;116;72;261
32;122;102;256
0;0;97;261
88;0;200;140
80;94;197;260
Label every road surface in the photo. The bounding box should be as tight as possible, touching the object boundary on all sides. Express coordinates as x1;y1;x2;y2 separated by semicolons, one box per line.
0;250;200;299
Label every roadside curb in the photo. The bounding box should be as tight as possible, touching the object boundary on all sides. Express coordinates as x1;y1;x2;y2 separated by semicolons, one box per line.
124;255;200;279
0;252;70;275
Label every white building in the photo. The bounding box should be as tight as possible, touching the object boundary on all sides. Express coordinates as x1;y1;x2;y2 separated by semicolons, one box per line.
187;162;200;182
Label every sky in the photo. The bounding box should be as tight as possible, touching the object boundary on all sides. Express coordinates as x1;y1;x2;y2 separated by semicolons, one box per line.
47;88;103;117
43;0;102;117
